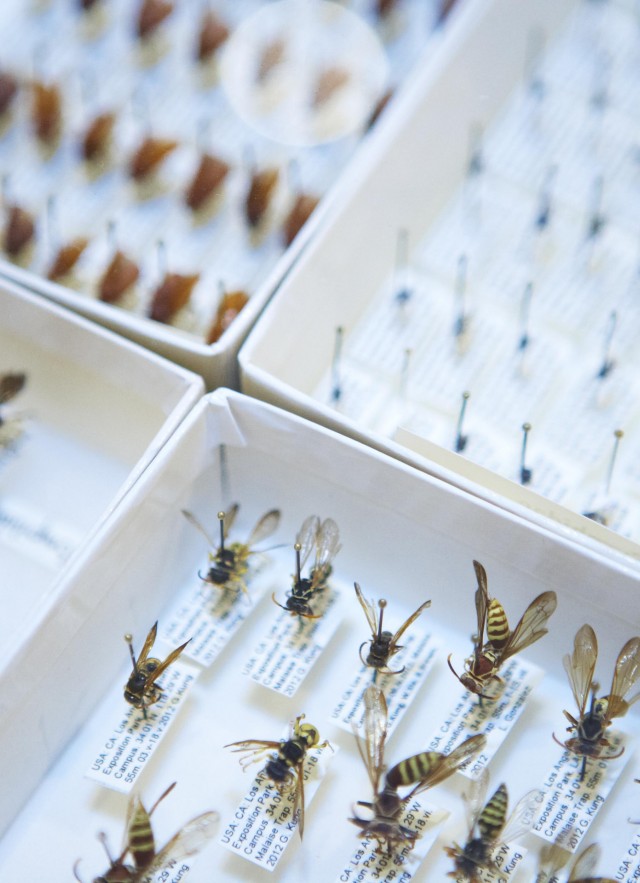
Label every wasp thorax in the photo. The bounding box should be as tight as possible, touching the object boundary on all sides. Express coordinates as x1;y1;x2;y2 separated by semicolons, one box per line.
299;723;320;747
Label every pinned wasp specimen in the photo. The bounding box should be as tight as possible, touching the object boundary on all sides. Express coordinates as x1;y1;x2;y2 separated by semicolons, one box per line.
537;842;616;883
448;560;557;700
183;503;281;596
74;781;218;882
226;714;331;838
354;582;431;680
351;685;486;853
0;371;27;451
554;623;640;779
124;622;189;719
272;515;341;618
445;768;541;880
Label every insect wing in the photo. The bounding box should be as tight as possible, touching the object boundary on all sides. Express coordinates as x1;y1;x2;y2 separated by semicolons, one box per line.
135;622;159;670
605;636;640;719
390;599;431;648
296;515;321;569
246;508;280;547
472;561;490;660
134;811;219;880
564;625;598;717
354;583;379;636
568;844;600;880
498;787;543;847
0;372;26;405
462;767;491;836
143;639;189;688
501;591;558;661
356;685;388;793
403;734;487;798
293;767;306;839
222;503;240;539
315;518;341;572
182;509;218;550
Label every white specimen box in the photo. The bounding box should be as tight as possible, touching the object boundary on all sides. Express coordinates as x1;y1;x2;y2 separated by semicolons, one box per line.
0;388;637;881
238;0;640;568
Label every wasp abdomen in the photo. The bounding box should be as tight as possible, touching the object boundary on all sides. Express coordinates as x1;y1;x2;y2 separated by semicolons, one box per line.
477;783;508;839
386;751;440;789
486;600;510;648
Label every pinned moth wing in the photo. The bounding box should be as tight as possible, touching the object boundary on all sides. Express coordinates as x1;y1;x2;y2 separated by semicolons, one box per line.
98;250;140;303
32;81;62;144
137;0;174;40
47;237;90;281
196;9;230;62
3;205;35;257
245;167;279;228
282;193;319;246
206;289;249;344
129;137;178;181
184;153;230;211
81;111;115;162
148;272;199;323
0;71;18;117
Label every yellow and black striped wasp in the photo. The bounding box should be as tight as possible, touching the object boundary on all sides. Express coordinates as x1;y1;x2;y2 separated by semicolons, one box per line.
73;782;218;882
0;371;26;450
445;768;541;880
351;685;486;853
124;622;190;719
354;582;431;680
448;560;557;700
272;515;341;618
225;714;331;838
537;842;616;883
183;503;281;595
555;623;640;779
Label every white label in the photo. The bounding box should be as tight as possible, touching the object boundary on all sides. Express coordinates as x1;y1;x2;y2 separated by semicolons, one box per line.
242;589;342;696
615;829;640;883
448;842;526;883
426;658;542;778
161;579;265;668
220;743;333;871
532;733;629;852
0;497;79;567
86;659;200;793
141;857;193;883
336;800;449;883
331;632;438;736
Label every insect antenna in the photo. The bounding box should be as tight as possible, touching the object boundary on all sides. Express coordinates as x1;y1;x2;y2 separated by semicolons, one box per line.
72;860;86;882
148;781;177;816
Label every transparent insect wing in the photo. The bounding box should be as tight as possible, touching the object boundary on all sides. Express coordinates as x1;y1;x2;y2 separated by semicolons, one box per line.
391;599;431;647
463;766;490;835
605;636;640;719
133;811;220;879
181;509;218;550
502;591;558;660
472;562;490;649
498;787;543;847
564;624;598;716
537;842;569;879
296;515;321;570
402;734;487;798
315;518;341;570
568;843;601;881
246;508;281;547
223;503;240;539
293;769;306;839
354;583;379;635
358;685;388;793
135;622;159;670
143;639;189;689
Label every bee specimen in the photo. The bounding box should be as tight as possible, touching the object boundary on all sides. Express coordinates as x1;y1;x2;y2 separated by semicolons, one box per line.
351;685;486;853
123;621;189;718
448;560;557;699
74;782;218;882
183;504;281;595
0;371;27;450
354;582;431;679
272;515;341;618
537;842;616;883
445;769;540;880
226;714;330;838
555;623;640;778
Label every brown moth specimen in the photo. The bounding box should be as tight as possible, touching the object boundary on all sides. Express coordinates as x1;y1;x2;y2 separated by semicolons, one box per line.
137;0;173;39
226;714;330;839
272;515;341;619
99;251;140;303
555;623;640;779
245;167;279;228
282;193;319;246
81;111;115;162
148;272;199;323
445;769;541;880
3;205;35;256
129;137;178;181
448;560;557;699
32;81;62;144
355;582;430;679
196;9;230;62
47;237;90;281
351;686;486;853
184;153;230;211
123;621;190;719
73;782;218;882
0;71;18;116
206;289;249;344
183;504;280;595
